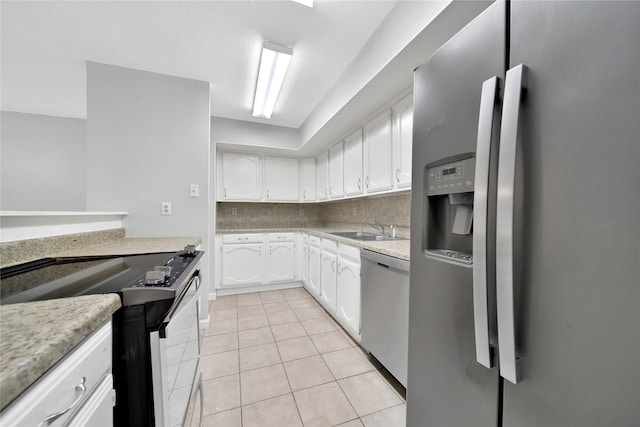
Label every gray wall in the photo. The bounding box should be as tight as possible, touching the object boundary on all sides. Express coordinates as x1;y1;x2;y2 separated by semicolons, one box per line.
86;62;212;307
1;111;87;210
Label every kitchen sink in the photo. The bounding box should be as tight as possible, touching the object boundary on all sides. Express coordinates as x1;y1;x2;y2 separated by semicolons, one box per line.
329;231;407;241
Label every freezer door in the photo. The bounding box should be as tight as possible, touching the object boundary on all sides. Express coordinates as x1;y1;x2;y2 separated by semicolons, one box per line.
502;1;640;426
407;2;505;426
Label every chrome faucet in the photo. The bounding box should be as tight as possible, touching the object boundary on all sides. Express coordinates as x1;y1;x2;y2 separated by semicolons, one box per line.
361;220;386;236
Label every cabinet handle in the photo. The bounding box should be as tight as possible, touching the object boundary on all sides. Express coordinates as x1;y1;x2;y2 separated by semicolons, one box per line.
224;188;227;198
267;189;270;199
396;167;400;183
365;176;370;188
331;259;336;272
238;237;249;241
303;190;306;199
38;377;87;427
357;178;362;190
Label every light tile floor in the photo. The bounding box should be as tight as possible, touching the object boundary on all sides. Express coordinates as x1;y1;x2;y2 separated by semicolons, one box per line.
196;287;406;427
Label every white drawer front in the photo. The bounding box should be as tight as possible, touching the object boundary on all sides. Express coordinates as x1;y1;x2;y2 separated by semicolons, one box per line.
1;321;112;427
309;235;322;245
267;232;295;242
322;238;338;253
339;243;361;264
222;233;263;244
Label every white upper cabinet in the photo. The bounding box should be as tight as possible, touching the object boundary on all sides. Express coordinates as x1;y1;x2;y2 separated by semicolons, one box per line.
328;141;344;199
343;128;364;197
363;109;393;193
392;93;413;189
221;152;262;201
316;151;329;201
264;156;299;201
299;158;316;201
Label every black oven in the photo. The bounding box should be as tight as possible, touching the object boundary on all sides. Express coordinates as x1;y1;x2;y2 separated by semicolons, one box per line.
0;247;204;426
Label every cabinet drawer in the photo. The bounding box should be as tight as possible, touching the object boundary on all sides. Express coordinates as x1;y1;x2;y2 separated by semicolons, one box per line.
222;233;263;244
0;321;112;427
322;238;338;253
339;243;361;264
267;232;295;242
309;235;322;246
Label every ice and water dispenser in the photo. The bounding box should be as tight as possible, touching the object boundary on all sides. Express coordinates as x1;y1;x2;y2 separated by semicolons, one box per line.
424;157;475;265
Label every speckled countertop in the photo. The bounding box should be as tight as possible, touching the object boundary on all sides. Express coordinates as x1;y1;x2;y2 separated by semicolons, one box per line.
0;294;121;410
218;226;411;261
53;236;202;258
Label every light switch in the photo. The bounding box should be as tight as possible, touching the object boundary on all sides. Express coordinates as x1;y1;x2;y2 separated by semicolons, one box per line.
189;184;200;197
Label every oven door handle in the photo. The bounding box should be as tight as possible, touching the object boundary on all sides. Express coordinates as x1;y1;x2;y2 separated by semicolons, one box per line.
159;273;200;338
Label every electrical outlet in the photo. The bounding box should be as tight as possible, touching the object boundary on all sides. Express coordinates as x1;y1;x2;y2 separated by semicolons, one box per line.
299;209;305;217
161;202;172;216
231;207;237;216
189;184;199;197
352;207;357;216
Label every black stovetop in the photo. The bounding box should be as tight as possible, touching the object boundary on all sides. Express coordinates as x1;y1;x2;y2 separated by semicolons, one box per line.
0;251;200;305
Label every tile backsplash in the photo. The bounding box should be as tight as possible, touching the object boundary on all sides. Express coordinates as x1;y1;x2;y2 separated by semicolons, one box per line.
217;193;411;234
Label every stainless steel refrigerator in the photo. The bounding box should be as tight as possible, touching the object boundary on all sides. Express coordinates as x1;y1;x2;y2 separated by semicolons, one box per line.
407;1;639;426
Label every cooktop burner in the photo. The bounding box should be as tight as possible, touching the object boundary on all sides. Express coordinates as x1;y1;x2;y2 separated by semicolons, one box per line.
0;250;203;306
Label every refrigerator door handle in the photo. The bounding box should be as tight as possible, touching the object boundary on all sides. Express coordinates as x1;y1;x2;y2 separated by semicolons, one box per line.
496;63;527;384
472;76;499;369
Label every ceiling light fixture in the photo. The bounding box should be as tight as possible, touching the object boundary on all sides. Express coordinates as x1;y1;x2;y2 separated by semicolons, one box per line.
291;0;314;7
252;41;293;119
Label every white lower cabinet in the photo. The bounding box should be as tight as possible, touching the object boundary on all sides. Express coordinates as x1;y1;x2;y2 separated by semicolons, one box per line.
266;234;295;283
221;244;263;287
319;239;338;315
307;237;322;298
218;233;301;290
301;237;362;342
0;321;114;427
336;244;361;341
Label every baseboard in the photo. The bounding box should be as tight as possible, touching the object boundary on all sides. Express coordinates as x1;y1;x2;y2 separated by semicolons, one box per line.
199;313;210;330
215;281;303;297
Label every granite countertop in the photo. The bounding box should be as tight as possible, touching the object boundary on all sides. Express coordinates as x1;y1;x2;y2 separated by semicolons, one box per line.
0;294;121;411
218;227;411;261
53;236;202;258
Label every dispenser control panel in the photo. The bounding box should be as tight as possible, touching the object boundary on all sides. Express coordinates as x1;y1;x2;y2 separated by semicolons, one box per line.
427;157;475;196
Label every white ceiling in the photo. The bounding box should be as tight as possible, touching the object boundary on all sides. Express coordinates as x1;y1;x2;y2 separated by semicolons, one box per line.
1;0;399;129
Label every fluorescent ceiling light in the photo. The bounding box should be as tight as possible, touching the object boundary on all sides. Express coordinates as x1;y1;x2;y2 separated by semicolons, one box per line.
252;41;293;119
291;0;314;7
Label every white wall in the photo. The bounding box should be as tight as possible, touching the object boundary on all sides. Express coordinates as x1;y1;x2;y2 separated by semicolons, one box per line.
86;62;212;317
212;116;299;155
0;111;87;210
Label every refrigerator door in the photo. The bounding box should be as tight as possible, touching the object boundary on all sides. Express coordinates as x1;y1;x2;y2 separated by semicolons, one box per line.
407;2;505;426
501;1;640;425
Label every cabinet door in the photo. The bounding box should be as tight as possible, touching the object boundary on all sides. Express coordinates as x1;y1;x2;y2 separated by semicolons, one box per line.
393;94;413;189
266;242;295;283
221;152;262;201
364;109;393;193
221;243;263;287
316;151;329;201
264;156;299;201
320;251;338;315
337;257;361;340
308;245;322;298
328;141;344;199
343;129;364;196
302;242;309;285
300;158;316;201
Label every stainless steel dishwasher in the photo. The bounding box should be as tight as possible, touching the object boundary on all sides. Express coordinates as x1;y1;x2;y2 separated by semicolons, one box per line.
360;249;410;388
